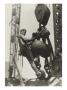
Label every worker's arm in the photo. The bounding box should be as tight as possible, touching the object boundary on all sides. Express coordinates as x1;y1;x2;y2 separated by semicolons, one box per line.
26;37;35;42
16;34;35;43
16;34;26;43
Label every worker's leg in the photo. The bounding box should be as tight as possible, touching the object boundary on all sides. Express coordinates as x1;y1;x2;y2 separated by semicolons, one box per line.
26;47;41;77
44;57;49;71
45;57;49;66
30;61;41;77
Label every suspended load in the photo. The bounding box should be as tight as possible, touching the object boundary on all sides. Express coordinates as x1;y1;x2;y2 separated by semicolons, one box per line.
35;4;50;26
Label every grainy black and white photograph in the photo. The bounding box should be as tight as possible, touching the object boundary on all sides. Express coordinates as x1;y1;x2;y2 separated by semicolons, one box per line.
5;4;62;86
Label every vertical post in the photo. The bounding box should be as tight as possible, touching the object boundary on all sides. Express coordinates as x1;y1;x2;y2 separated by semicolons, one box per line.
53;4;62;55
53;4;62;76
10;4;24;84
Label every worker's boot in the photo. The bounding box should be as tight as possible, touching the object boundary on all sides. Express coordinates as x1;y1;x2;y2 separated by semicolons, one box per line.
34;61;41;70
34;57;41;70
